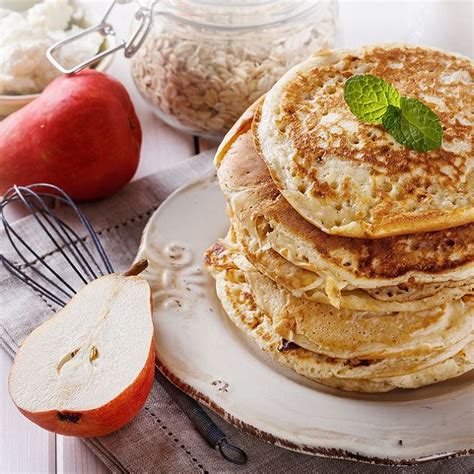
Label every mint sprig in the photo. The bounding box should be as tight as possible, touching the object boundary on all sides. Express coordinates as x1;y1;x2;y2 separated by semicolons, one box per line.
344;75;443;152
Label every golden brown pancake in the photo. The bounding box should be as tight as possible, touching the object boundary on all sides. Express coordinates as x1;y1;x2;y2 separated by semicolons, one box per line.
254;45;474;238
232;216;474;311
208;234;474;361
204;239;474;393
215;106;474;291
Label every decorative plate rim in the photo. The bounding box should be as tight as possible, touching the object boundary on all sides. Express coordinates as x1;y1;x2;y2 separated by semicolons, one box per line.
155;356;474;466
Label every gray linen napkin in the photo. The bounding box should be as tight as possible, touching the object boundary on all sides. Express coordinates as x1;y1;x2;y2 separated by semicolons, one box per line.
1;150;472;474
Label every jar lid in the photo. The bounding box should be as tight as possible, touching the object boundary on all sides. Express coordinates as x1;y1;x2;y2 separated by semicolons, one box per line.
158;0;324;30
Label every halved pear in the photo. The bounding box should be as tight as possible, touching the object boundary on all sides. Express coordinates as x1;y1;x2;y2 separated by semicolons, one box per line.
8;261;155;437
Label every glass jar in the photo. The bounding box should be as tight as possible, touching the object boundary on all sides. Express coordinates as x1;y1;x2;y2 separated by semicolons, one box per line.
131;0;338;141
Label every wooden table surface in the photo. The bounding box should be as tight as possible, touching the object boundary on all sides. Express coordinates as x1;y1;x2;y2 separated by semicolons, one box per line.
1;2;471;472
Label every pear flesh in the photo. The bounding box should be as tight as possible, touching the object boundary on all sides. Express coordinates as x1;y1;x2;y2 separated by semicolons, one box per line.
8;263;155;437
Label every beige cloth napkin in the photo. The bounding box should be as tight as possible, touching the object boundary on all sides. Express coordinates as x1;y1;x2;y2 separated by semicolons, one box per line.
1;150;473;473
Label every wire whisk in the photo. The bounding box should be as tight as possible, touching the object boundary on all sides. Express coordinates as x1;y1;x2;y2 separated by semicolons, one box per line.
0;183;113;308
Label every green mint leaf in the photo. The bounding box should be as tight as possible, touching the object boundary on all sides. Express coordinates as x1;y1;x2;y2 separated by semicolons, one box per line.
344;74;401;124
381;105;404;142
382;97;443;152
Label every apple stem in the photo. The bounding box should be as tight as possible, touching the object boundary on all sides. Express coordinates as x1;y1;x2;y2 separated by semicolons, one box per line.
123;259;148;277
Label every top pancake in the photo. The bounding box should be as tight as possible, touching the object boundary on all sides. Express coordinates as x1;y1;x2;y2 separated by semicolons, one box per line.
215;103;474;288
254;45;474;238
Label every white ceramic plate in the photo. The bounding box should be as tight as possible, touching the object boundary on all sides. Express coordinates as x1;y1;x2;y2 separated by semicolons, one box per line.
135;173;474;465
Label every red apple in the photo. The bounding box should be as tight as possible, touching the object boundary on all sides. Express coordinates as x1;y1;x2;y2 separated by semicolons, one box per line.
8;261;155;437
0;70;142;201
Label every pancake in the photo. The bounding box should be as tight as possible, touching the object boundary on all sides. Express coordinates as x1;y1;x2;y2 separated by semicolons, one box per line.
254;45;474;238
247;268;473;363
208;235;474;364
204;240;474;393
215;106;474;292
232;217;474;311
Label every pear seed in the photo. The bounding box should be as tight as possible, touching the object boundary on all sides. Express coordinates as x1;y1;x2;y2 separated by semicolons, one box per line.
89;346;99;362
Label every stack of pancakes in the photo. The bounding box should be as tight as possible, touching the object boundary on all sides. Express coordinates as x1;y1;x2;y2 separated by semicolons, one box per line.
205;45;474;392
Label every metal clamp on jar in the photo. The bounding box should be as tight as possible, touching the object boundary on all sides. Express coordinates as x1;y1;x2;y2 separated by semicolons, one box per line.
46;0;156;74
